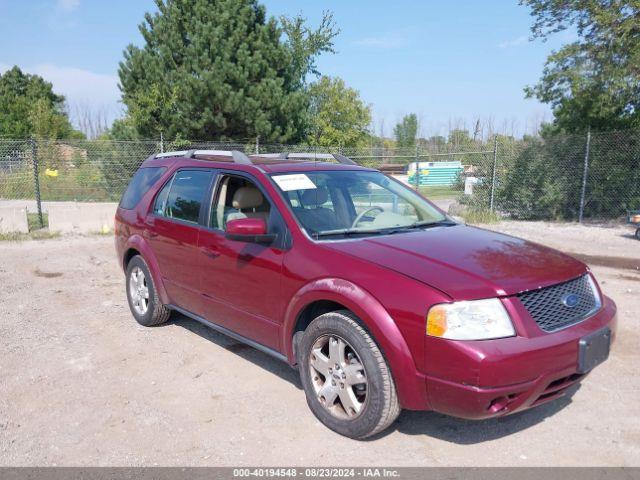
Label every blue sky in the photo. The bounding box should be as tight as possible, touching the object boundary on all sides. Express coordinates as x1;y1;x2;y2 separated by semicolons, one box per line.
0;0;572;138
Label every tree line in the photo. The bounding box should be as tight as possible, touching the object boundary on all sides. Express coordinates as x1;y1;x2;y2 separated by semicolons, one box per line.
2;0;638;145
1;0;639;219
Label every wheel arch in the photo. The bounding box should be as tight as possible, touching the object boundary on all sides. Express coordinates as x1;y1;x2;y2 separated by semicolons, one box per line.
292;299;348;335
123;247;140;270
282;278;427;410
122;234;170;305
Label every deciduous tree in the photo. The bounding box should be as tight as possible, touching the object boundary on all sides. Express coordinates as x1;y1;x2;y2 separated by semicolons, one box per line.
0;66;78;138
307;76;372;147
393;114;418;148
522;0;640;132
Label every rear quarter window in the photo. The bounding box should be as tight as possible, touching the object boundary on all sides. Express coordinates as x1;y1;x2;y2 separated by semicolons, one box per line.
119;167;166;210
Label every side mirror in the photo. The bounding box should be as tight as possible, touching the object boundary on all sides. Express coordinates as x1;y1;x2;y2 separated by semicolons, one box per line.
225;218;276;244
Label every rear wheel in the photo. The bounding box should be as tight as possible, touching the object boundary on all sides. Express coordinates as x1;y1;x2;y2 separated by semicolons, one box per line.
635;228;640;240
297;310;400;439
125;255;171;326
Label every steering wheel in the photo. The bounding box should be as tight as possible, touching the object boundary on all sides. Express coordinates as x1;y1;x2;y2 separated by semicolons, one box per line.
351;206;384;228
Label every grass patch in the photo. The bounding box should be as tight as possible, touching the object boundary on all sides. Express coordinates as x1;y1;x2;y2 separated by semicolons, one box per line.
418;185;461;200
90;228;113;236
27;212;49;231
462;208;501;225
0;230;60;242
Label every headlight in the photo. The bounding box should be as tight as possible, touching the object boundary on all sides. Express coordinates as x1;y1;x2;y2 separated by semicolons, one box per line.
587;274;603;310
426;298;515;340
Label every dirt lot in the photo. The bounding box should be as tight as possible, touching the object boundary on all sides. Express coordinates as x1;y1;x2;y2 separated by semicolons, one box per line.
0;221;639;466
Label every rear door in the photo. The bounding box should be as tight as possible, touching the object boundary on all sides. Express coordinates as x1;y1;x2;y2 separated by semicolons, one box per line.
145;168;214;310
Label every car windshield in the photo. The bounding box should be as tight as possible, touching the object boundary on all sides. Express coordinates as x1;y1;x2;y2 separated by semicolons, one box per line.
271;170;451;239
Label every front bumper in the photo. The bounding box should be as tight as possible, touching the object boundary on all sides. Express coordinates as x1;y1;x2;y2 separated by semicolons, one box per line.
422;295;617;419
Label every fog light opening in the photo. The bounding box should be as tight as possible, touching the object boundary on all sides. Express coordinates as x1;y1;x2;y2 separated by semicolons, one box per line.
488;396;509;414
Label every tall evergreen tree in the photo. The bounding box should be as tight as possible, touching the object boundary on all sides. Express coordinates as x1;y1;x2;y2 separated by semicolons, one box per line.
118;0;337;142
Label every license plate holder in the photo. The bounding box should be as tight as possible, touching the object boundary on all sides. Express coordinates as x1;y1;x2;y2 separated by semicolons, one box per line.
578;327;611;373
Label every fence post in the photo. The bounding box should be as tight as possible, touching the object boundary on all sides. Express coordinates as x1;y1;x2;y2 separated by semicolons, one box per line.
414;144;420;191
578;127;591;223
30;138;44;229
255;136;260;154
160;132;164;153
489;135;498;211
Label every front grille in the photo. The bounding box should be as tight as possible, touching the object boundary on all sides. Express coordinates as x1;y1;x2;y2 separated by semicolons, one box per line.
517;274;600;332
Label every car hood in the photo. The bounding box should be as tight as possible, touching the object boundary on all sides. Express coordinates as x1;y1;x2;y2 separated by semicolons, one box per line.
322;224;587;300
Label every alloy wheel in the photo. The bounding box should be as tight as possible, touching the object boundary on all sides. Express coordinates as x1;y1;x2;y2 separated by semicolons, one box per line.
129;266;149;316
308;335;368;419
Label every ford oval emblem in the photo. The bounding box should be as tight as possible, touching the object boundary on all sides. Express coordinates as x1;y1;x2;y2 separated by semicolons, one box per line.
562;293;580;308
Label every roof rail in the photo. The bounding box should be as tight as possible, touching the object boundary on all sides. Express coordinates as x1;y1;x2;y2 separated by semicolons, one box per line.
153;149;252;164
150;149;358;166
268;152;358;165
332;153;358;166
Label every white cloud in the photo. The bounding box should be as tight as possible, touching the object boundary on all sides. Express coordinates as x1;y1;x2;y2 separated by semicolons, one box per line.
353;36;407;49
0;63;122;125
57;0;80;12
498;35;528;49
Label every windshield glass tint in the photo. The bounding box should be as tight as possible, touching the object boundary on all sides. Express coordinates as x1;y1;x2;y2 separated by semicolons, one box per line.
271;171;446;238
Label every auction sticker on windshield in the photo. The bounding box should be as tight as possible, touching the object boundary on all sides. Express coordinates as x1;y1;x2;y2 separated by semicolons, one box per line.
272;174;317;191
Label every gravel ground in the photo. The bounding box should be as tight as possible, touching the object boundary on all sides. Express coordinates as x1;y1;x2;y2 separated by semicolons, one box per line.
0;221;638;466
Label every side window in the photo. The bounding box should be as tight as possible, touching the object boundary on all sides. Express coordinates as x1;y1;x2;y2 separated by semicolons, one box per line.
119;167;166;210
210;174;271;230
163;170;212;223
152;179;172;216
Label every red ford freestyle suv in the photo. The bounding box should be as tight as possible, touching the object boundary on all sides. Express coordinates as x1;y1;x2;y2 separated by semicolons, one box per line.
115;149;616;439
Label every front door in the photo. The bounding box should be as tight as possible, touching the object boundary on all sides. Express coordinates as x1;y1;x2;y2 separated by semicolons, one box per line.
197;172;287;351
145;168;214;309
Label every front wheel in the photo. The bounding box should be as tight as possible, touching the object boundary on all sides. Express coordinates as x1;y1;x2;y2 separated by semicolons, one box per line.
297;310;400;439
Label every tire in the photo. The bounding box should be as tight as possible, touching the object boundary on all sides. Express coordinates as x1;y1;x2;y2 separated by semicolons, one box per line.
636;228;640;240
125;255;171;327
297;310;400;439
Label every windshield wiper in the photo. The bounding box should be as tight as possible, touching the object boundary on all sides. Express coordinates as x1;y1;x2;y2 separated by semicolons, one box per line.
315;226;417;238
406;219;458;229
313;219;457;239
314;228;390;238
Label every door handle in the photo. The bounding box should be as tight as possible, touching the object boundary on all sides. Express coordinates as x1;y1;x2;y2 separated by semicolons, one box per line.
200;246;220;259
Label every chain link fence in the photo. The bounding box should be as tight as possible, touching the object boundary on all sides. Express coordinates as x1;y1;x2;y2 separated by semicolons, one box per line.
459;129;640;222
1;130;639;230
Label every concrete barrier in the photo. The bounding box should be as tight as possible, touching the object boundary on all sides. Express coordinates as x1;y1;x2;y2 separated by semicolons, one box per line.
0;206;29;233
47;202;118;233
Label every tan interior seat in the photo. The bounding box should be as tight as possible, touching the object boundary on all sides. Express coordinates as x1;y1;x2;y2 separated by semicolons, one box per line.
226;186;269;224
